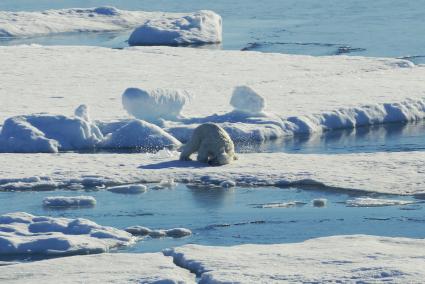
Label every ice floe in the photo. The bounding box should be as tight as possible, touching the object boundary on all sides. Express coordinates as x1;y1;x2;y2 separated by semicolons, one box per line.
2;151;425;195
312;198;328;207
253;201;306;208
0;253;195;283
346;197;416;207
0;212;134;256
128;10;222;46
43;196;96;208
165;235;425;283
107;184;147;194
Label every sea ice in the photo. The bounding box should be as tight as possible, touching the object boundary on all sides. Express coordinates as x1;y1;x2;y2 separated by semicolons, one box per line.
107;184;147;194
0;253;195;283
128;10;222;46
122;87;191;123
43;196;96;208
125;226;152;236
166;228;192;238
165;235;425;283
0;212;134;256
346;197;415;207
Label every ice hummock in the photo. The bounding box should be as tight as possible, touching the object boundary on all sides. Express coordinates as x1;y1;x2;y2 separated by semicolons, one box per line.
0;212;134;256
230;86;266;115
122;87;191;124
128;10;222;46
100;120;181;150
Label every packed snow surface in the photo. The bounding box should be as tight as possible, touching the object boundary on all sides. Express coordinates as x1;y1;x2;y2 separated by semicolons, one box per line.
1;151;425;195
166;235;425;283
122;87;191;123
0;253;195;284
43;196;96;208
128;10;222;46
0;212;134;256
346;197;416;207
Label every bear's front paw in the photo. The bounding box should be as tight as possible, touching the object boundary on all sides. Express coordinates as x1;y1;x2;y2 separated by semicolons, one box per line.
180;156;192;161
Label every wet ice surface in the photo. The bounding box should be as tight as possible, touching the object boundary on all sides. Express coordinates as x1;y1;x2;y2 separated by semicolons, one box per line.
1;184;424;261
1;0;425;59
237;121;425;154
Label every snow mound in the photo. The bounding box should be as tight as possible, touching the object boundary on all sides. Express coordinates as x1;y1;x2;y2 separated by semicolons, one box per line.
101;120;181;150
346;197;415;207
165;235;425;283
125;226;152;236
0;253;195;283
0;212;134;256
43;196;96;208
128;10;222;46
122;87;191;123
230;85;266;114
107;184;147;194
165;228;192;238
0;112;103;153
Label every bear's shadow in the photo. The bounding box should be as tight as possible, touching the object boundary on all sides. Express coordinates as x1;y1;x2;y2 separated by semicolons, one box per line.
139;160;209;169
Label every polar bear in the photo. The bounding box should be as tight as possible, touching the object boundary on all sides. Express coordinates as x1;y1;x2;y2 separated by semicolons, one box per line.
180;123;237;166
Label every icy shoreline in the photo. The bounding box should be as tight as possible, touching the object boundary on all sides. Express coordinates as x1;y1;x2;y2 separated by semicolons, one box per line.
1;235;425;283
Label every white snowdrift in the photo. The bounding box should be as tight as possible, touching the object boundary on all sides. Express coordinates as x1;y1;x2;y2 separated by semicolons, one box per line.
122;87;190;123
165;235;425;283
128;10;222;46
0;114;103;153
0;253;195;284
43;196;96;208
346;197;415;207
0;212;134;256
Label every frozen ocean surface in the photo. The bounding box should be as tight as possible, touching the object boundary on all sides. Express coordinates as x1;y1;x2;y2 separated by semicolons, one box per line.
0;0;424;60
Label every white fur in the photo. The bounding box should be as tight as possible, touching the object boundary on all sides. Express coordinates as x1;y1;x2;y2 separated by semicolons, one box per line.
180;123;237;166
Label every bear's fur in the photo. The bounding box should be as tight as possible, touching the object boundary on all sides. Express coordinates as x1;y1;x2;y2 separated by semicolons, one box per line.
180;123;237;166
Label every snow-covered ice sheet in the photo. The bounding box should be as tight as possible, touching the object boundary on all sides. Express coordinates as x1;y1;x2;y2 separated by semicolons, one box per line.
165;235;425;283
0;7;220;45
1;150;425;195
0;212;134;256
0;253;195;284
1;45;425;142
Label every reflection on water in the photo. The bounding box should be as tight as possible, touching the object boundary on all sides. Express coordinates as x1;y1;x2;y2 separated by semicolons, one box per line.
236;121;425;154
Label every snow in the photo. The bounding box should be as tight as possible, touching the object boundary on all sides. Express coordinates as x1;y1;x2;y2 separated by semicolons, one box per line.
125;225;192;238
165;228;192;238
0;212;134;256
254;201;306;208
2;150;425;195
100;119;181;150
230;85;266;114
313;198;328;207
128;10;222;46
122;87;191;123
107;184;147;194
43;196;96;208
346;197;416;207
0;253;195;283
125;226;152;236
165;235;425;283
